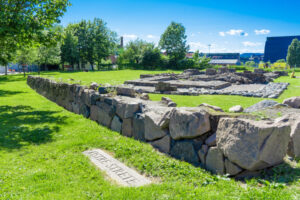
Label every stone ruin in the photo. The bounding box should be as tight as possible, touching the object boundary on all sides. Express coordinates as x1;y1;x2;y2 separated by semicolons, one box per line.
123;67;289;98
27;76;300;179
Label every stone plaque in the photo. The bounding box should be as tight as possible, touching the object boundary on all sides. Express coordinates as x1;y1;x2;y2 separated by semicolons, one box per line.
83;149;152;187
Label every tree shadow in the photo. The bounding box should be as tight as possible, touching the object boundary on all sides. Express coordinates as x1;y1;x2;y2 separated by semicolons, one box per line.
0;105;67;150
0;75;27;84
0;89;25;97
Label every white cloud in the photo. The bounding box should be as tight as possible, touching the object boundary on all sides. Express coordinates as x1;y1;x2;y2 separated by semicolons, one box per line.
147;34;156;39
123;34;138;39
219;32;226;37
255;29;270;35
242;41;262;47
219;29;248;37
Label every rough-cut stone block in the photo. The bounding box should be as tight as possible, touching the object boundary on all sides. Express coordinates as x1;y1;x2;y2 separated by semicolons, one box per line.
198;144;208;164
116;86;136;97
283;97;300;108
114;98;141;120
229;105;243;113
132;114;145;142
206;68;217;75
225;159;243;176
122;118;133;137
169;107;211;140
150;135;171;154
111;116;122;133
217;118;291;171
155;82;177;92
244;100;278;113
144;108;172;141
199;103;224;112
288;119;300;158
79;103;90;118
205;133;216;147
170;141;199;165
96;102;115;127
205;147;224;174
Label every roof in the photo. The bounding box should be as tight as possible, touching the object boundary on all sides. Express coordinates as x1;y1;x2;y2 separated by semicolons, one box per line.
208;59;240;65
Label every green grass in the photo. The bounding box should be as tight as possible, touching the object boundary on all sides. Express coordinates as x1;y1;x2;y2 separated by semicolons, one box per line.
1;73;300;199
39;70;300;112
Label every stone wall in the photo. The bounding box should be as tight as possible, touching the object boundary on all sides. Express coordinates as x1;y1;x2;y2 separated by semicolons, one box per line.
27;76;292;177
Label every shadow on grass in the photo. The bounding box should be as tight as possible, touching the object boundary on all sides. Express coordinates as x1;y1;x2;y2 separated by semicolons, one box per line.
0;75;27;84
0;89;25;97
258;162;300;185
0;105;67;150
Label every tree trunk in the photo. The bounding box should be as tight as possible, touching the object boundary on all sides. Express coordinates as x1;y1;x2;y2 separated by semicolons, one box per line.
91;63;94;71
38;65;41;75
4;65;8;75
23;66;26;77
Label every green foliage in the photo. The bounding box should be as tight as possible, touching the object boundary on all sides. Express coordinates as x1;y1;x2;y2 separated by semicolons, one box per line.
277;59;286;63
61;27;79;68
287;38;300;68
159;22;189;67
68;18;118;70
141;46;162;69
245;61;256;67
0;0;70;65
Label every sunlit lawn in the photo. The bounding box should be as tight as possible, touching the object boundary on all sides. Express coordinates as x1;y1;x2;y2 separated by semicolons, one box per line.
40;70;300;111
0;72;299;199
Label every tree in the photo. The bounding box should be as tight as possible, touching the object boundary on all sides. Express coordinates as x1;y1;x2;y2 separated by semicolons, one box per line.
0;0;70;73
61;26;79;70
120;39;153;65
38;44;61;71
73;18;117;70
15;47;38;77
142;45;162;69
245;61;256;67
159;22;189;67
287;38;300;68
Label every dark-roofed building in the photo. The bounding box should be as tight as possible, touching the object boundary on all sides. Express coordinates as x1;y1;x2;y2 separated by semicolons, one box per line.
199;53;241;66
264;36;300;63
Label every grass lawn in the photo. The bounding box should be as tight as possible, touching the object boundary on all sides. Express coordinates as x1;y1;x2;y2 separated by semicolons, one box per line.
40;70;300;111
0;73;300;199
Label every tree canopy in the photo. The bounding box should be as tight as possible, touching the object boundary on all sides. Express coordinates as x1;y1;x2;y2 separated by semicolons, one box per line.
0;0;70;65
159;22;189;67
287;38;300;68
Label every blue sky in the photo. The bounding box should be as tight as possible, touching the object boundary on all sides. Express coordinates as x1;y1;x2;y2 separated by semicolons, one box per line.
61;0;300;53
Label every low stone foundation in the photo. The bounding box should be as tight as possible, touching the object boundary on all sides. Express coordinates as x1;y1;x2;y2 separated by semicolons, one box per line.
27;76;295;177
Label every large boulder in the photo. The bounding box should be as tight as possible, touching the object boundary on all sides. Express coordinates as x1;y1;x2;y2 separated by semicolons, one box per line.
286;119;300;159
205;147;225;174
116;85;136;97
216;118;291;171
95;102;115;127
150;135;171;154
122;118;133;137
132;114;145;142
206;68;217;76
113;97;141;120
229;105;243;113
169;107;211;140
244;100;279;113
111;115;122;133
155;82;177;92
170;141;199;165
224;159;243;176
144;108;173;141
283;97;300;108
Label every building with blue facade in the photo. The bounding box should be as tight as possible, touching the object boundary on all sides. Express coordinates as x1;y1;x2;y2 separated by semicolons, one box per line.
264;36;300;63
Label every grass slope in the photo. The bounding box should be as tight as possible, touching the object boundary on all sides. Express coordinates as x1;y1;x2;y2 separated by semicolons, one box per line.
0;74;299;199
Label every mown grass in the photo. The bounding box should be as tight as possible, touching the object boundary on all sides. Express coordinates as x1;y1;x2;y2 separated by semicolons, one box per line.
40;70;300;111
0;74;300;199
